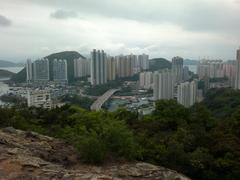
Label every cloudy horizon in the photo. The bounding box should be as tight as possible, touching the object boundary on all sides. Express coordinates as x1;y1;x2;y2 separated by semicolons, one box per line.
0;0;240;62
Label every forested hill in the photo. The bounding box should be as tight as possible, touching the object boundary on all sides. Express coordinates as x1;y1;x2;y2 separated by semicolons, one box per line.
10;51;85;83
149;58;171;71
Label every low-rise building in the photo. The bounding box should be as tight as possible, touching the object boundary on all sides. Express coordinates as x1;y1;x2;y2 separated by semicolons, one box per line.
27;90;52;109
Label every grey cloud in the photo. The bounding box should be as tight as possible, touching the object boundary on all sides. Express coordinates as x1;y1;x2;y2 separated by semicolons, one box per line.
23;0;240;34
50;9;78;19
0;14;12;27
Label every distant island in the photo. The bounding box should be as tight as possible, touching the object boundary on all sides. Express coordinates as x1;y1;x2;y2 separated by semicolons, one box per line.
0;60;24;67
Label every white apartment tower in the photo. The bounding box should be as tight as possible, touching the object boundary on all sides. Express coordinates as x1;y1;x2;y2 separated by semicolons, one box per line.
138;54;149;71
139;72;153;89
107;57;116;81
74;58;90;78
91;49;107;85
33;58;50;81
153;69;174;100
235;48;240;89
172;56;183;84
53;59;68;83
177;80;198;107
26;59;33;82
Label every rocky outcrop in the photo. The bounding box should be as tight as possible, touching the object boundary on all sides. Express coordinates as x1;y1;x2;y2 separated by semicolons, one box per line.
0;127;191;180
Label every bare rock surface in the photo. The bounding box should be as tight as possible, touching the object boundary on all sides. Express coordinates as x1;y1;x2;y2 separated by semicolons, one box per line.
0;127;191;180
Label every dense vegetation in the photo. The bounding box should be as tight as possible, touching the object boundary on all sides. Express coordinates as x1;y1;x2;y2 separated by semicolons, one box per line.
61;94;94;110
0;88;240;179
11;51;85;83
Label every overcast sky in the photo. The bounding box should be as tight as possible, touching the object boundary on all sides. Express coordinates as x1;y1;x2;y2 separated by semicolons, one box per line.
0;0;240;61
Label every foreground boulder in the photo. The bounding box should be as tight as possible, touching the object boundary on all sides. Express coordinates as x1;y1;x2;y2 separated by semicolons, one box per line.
0;127;190;180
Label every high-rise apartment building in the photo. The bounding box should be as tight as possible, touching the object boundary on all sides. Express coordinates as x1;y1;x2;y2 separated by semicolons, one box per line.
172;56;184;84
139;72;153;89
33;58;49;81
235;48;240;89
197;60;224;79
90;49;107;85
138;54;149;71
116;55;134;78
107;57;116;81
153;69;174;100
74;58;90;78
177;80;198;107
26;59;33;83
53;59;68;83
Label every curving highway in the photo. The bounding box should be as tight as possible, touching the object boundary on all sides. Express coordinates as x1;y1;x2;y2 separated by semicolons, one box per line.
90;89;119;111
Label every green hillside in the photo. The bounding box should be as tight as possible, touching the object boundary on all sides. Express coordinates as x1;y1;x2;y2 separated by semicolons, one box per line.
10;51;85;83
149;58;171;71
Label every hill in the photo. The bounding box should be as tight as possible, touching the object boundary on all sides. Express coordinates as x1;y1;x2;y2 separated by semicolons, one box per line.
0;69;15;78
149;58;171;71
0;60;23;67
10;51;85;83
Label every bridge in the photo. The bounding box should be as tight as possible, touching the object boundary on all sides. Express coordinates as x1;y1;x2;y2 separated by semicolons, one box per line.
90;89;120;111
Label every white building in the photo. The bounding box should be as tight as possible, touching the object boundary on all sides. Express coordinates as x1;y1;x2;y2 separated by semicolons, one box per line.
235;48;240;89
33;58;50;82
138;54;149;71
177;80;198;107
139;72;153;89
107;57;116;81
74;58;90;78
27;90;52;109
53;59;68;83
90;49;107;85
26;59;33;83
153;69;174;100
116;55;134;78
197;60;224;79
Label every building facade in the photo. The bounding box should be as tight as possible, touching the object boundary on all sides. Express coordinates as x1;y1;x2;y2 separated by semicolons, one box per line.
90;49;107;85
74;58;90;78
33;58;50;82
138;54;149;71
27;90;52;109
153;69;174;100
139;71;153;89
26;59;33;83
172;56;184;84
235;48;240;89
107;56;116;81
53;59;68;83
177;80;198;107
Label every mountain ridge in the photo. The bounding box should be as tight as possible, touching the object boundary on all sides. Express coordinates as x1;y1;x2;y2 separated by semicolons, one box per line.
0;60;24;67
